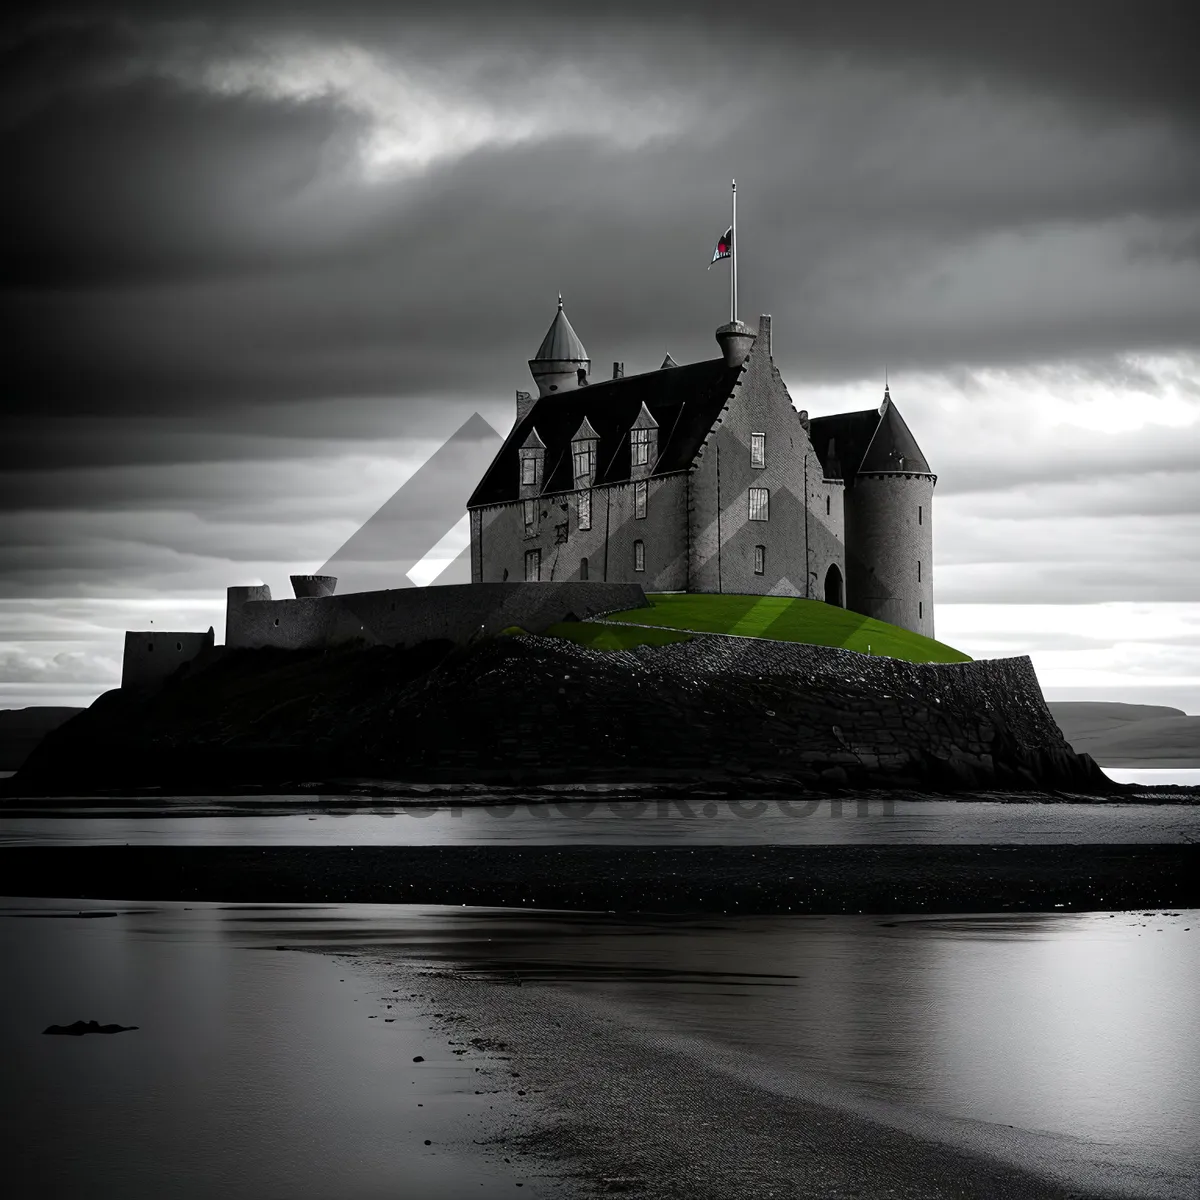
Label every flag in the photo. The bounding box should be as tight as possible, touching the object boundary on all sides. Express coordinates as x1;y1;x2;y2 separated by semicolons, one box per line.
709;225;732;266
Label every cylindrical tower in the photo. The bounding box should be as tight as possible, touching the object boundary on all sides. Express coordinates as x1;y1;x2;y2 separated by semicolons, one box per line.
291;574;337;598
225;584;271;647
843;389;936;638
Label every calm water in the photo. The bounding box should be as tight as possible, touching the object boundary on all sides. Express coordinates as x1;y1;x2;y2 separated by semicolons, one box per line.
2;797;1198;846
1;900;1196;1198
0;898;553;1199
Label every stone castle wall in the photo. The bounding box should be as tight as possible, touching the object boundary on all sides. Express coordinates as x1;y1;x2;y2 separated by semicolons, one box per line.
121;628;215;692
845;473;936;638
473;473;689;590
225;581;648;651
688;317;846;598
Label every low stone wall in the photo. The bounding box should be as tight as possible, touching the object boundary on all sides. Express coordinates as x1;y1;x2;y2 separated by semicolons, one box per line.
19;630;1111;792
390;635;1108;790
225;581;648;651
121;628;215;693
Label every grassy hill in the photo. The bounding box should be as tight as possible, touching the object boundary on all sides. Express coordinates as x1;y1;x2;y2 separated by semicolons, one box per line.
544;593;971;664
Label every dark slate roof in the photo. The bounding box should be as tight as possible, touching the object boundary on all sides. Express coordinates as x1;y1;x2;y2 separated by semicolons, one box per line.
858;393;932;474
807;391;933;482
807;407;881;483
468;358;743;507
532;301;588;363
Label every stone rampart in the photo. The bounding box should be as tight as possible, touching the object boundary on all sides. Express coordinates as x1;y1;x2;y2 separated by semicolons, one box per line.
225;581;648;651
121;628;215;693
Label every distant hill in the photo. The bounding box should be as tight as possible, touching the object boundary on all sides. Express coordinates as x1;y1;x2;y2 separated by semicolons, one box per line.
1048;702;1200;767
0;707;86;770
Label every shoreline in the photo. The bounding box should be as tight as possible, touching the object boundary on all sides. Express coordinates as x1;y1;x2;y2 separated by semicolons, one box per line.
3;776;1199;804
4;844;1197;912
341;951;1142;1199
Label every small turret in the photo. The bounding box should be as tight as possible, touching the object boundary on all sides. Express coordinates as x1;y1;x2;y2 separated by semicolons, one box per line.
529;295;590;398
715;320;755;367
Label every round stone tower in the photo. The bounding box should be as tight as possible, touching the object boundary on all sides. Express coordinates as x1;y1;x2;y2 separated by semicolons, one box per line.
843;387;936;638
528;296;590;398
714;320;755;367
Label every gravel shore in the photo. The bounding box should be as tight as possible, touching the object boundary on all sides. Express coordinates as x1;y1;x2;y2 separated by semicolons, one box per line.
4;843;1197;912
342;953;1120;1199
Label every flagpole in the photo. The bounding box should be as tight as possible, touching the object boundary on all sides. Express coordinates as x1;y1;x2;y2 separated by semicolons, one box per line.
731;179;737;325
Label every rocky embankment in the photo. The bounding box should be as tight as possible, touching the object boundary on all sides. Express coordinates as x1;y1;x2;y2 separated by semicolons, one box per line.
9;635;1114;794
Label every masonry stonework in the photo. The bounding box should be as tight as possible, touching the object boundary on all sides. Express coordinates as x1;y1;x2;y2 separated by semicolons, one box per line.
845;473;936;637
121;627;215;693
224;581;648;651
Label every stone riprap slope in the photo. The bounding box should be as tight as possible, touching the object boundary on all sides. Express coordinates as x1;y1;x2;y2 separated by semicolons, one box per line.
11;635;1110;793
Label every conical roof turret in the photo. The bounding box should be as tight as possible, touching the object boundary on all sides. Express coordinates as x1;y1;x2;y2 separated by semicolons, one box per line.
858;387;932;475
529;295;591;397
532;295;589;364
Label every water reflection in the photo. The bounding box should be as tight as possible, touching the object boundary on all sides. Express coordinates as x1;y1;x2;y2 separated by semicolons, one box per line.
3;797;1199;845
2;899;1196;1198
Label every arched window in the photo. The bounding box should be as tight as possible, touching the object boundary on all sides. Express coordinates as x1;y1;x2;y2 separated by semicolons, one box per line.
580;557;589;581
633;540;645;572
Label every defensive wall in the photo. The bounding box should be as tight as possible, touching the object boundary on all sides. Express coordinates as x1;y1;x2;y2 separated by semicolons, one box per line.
225;580;648;651
121;627;215;692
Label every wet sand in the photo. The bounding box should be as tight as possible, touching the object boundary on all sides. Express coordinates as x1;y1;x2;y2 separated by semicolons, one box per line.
4;843;1198;912
343;954;1136;1199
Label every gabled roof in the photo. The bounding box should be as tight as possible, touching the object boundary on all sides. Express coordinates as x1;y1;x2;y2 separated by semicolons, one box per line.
858;392;932;475
807;407;881;482
468;358;743;508
807;389;932;482
660;353;678;369
531;298;589;363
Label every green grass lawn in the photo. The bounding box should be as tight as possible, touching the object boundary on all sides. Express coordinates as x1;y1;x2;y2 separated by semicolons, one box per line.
582;593;971;663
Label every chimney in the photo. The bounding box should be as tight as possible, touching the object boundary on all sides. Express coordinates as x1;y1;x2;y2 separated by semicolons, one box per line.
758;314;772;358
612;361;624;379
516;390;534;424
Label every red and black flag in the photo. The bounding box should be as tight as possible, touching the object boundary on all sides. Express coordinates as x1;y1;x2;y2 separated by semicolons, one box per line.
709;225;732;266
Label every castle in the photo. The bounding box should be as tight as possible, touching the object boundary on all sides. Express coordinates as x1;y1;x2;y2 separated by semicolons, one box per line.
119;301;936;692
468;302;935;634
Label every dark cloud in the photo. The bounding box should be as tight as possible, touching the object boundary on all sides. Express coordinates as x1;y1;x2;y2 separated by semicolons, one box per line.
0;0;1198;687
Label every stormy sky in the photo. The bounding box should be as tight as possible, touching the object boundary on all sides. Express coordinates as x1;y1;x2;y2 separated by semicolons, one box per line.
3;0;1199;711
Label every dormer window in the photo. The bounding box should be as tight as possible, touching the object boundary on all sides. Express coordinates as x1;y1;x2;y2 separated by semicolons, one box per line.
571;417;599;490
519;426;546;496
629;402;659;480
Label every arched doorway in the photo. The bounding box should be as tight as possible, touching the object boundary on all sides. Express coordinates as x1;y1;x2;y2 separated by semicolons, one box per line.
824;563;844;607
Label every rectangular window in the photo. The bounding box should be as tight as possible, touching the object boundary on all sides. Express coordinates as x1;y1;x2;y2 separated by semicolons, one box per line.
826;495;831;516
918;505;923;526
919;601;923;620
521;456;537;486
580;557;589;581
750;432;766;468
523;499;536;534
631;428;651;466
749;487;770;522
754;545;765;575
573;445;594;481
578;490;591;530
917;560;921;582
633;540;645;572
634;480;647;519
524;548;541;582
